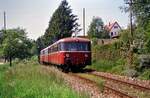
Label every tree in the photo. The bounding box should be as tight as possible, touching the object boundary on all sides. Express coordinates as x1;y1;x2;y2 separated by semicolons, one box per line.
123;0;150;53
120;0;150;66
2;28;36;66
0;31;3;44
36;36;46;62
87;17;109;39
44;0;80;46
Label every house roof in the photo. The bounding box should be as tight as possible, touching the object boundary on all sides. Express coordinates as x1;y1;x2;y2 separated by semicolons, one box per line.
105;21;121;32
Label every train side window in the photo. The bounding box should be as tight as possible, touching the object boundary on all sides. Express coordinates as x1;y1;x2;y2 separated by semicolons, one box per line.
56;45;58;52
48;48;51;53
53;45;55;52
57;43;60;51
53;46;55;52
54;45;58;52
45;49;48;55
88;42;91;51
60;43;64;51
52;46;54;52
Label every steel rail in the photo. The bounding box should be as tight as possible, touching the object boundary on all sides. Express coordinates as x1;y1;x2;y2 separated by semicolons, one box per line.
70;73;135;98
90;72;150;92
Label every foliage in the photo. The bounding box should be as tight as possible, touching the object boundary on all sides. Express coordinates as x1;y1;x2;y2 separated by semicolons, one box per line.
122;69;138;77
122;0;150;53
43;0;80;47
36;35;46;55
87;17;109;39
122;0;150;26
119;29;131;56
90;42;126;73
138;69;150;80
0;60;88;98
2;28;37;61
91;38;98;46
0;46;3;57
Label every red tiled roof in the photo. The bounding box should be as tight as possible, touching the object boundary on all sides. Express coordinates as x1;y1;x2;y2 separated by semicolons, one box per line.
105;21;121;32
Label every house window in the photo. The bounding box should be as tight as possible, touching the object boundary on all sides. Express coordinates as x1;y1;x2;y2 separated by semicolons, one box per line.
111;32;113;36
114;26;118;28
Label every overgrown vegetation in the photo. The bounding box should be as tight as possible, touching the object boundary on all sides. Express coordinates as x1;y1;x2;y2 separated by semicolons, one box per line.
89;39;150;80
0;57;88;98
89;42;126;74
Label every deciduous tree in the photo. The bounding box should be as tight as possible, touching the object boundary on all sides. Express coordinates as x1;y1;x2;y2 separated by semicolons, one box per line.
87;17;109;39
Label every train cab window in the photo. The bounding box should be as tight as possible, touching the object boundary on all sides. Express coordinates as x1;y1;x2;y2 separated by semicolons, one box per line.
60;42;90;51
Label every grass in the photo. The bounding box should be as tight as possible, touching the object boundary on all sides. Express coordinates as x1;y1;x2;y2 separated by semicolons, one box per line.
88;58;125;74
89;60;115;72
77;73;104;92
0;58;88;98
138;69;150;80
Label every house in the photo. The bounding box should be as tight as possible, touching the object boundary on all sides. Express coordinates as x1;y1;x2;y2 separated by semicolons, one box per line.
105;21;122;38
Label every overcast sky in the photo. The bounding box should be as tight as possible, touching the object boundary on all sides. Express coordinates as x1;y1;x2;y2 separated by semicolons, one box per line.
0;0;129;40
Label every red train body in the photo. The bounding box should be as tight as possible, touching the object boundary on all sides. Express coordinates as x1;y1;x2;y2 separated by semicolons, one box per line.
40;37;91;70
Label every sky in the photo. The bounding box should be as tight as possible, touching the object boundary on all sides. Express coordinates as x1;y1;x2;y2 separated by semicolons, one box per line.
0;0;129;40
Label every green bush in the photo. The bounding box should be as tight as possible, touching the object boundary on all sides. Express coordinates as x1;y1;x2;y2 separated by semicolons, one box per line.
138;69;150;80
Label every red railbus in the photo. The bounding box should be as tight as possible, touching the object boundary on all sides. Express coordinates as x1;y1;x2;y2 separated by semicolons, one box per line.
40;37;91;71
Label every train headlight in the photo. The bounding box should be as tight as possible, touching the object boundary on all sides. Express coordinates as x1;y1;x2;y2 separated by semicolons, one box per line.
66;53;70;57
85;54;88;57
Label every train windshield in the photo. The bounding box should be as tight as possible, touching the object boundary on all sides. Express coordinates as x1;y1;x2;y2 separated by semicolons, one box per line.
60;42;90;51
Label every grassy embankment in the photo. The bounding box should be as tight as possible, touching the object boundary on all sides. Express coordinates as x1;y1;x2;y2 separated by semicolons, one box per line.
0;57;88;98
88;42;150;80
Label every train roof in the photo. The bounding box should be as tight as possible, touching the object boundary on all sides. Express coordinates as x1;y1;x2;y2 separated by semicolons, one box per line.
41;37;91;51
58;37;90;42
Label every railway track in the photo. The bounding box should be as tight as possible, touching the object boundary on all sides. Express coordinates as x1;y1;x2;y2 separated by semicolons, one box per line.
70;73;135;98
89;71;150;92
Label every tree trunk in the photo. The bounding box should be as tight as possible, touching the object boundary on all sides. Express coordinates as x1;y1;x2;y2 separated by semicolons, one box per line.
9;56;12;67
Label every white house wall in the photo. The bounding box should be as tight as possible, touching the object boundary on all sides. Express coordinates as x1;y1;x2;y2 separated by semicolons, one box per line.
109;23;121;38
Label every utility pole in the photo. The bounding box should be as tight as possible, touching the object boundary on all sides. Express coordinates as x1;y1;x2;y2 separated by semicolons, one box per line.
129;0;133;43
4;11;6;30
83;8;85;36
3;11;11;67
126;0;134;66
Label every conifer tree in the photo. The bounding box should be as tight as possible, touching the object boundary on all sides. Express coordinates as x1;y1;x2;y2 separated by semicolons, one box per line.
44;0;80;46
